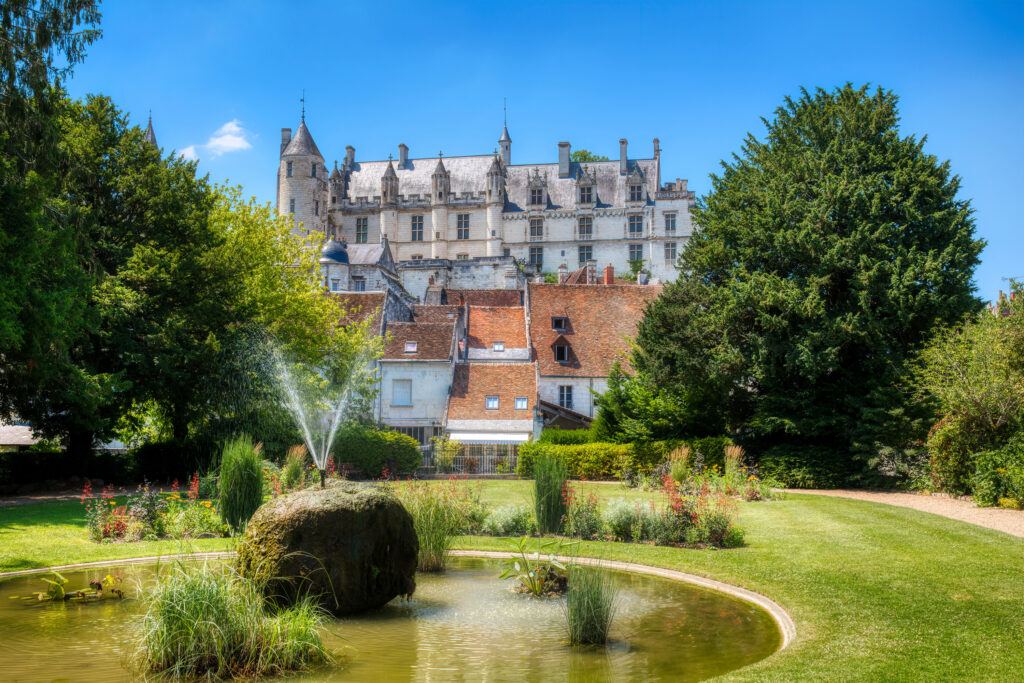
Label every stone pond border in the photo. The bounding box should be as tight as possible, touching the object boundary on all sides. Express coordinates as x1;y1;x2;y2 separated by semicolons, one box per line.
0;549;796;653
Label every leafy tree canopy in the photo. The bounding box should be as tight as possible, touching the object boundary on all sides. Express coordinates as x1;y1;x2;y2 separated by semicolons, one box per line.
570;150;609;163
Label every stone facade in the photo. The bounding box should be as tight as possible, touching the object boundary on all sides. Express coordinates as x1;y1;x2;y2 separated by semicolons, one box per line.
277;122;695;283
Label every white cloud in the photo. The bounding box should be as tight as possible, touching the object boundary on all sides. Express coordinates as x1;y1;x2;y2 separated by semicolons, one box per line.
181;119;252;160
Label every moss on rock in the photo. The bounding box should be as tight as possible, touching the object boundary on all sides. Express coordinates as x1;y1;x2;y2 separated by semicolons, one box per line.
236;481;417;615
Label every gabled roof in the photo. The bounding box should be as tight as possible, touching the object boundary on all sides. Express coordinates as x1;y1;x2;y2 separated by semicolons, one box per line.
331;292;386;335
467;306;527;349
0;423;38;447
442;288;522;307
383;321;455;361
447;363;535;421
528;282;660;377
282;122;323;158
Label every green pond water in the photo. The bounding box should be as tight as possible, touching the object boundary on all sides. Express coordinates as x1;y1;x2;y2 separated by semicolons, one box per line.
0;557;781;682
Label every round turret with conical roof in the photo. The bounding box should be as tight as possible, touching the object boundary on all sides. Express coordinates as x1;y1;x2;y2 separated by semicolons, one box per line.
277;120;329;236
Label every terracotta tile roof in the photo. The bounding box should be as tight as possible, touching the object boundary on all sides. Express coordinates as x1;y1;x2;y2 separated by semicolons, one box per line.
467;306;527;349
443;289;522;307
528;283;661;377
447;363;536;420
331;292;386;334
413;304;460;323
382;321;455;361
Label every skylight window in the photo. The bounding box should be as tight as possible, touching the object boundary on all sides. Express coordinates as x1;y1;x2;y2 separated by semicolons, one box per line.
404;341;417;353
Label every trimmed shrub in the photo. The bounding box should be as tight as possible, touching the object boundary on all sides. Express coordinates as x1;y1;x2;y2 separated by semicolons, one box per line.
534;450;569;534
971;435;1024;507
134;439;218;482
219;436;264;533
539;428;594;445
0;449;137;490
517;442;634;480
483;504;536;536
757;444;855;489
333;425;420;478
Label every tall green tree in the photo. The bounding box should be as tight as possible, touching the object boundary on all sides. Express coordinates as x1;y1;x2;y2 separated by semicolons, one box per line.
570;150;609;163
633;84;984;478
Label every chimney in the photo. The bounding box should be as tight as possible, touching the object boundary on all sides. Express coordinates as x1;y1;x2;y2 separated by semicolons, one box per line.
344;145;355;168
398;143;409;168
653;137;660;158
557;263;568;284
280;128;292;156
558;141;571;178
619;138;628;174
587;260;597;285
604;264;614;285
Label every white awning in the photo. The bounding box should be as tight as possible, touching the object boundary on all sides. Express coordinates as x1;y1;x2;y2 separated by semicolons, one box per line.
447;432;531;444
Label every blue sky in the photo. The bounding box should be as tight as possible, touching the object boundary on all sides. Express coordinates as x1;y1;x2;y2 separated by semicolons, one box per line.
66;0;1022;301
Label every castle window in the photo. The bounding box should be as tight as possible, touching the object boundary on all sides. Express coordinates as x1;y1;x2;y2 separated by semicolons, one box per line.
503;248;511;257
629;184;643;201
664;212;677;232
352;277;366;291
529;218;544;241
515;397;528;410
578;245;592;265
314;200;319;216
628;215;643;237
331;196;336;204
286;161;293;177
577;216;592;240
289;198;295;214
311;163;317;178
554;344;569;363
411;215;424;241
558;385;573;409
456;253;469;260
330;279;340;291
579;185;593;204
528;246;543;267
629;243;643;262
411;254;423;260
529;188;544;205
356;217;368;243
457;214;470;240
665;241;677;262
485;396;499;410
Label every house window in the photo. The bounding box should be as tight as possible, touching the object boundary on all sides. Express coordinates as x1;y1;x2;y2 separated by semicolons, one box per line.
314;200;319;216
503;248;511;257
411;215;423;241
629;184;643;201
356;217;368;243
629;243;643;262
286;161;293;177
664;213;677;232
393;426;427;445
529;246;543;267
558;385;573;409
289;198;295;214
552;316;567;331
554;344;569;363
515;397;528;410
330;279;340;292
404;341;417;353
352;277;366;291
311;163;317;178
493;341;505;352
628;215;643;236
579;185;593;204
485;396;499;410
577;216;592;240
392;379;412;406
578;245;592;265
529;218;544;241
529;188;544;205
457;214;470;239
456;253;469;260
665;241;677;262
411;254;423;260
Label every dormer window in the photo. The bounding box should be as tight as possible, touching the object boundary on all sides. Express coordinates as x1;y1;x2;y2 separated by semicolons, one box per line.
493;341;505;352
311;163;317;178
629;184;643;201
404;341;418;353
529;188;544;205
554;344;569;363
552;317;568;331
579;186;593;204
286;161;293;177
486;396;499;410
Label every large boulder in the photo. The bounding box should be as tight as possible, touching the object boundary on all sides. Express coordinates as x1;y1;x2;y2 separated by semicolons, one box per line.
236;480;417;615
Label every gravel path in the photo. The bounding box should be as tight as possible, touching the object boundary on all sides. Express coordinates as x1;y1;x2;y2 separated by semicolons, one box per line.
787;489;1024;538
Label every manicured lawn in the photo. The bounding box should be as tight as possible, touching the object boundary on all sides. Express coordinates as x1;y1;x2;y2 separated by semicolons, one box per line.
3;481;1023;680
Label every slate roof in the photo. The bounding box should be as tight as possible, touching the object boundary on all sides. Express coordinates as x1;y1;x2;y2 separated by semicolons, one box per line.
527;283;661;377
443;289;522;307
414;305;459;323
383;321;455;361
467;306;527;349
320;238;349;264
447;363;536;421
282;122;323;158
346;243;386;265
331;292;386;334
144;115;158;148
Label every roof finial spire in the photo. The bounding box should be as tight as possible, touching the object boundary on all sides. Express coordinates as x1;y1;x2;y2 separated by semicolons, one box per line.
300;88;305;123
503;97;507;127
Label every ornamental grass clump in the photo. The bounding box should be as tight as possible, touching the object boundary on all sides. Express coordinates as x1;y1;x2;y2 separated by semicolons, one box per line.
564;562;618;645
283;445;307;490
219;436;264;534
132;561;331;679
391;479;479;571
534;451;568;534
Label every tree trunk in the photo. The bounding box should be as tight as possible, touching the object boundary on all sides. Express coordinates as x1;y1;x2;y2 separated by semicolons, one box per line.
171;406;189;442
66;425;95;460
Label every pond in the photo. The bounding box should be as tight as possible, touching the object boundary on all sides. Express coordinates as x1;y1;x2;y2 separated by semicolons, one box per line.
0;556;781;682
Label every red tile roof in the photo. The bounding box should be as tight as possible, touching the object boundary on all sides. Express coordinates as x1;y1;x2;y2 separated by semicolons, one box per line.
467;306;527;349
448;363;536;420
443;289;522;307
413;304;460;323
527;283;661;377
382;322;455;361
331;292;386;334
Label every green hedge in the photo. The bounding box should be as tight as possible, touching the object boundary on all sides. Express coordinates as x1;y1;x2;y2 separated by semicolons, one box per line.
333;425;421;478
538;428;594;445
0;449;138;488
756;444;857;489
516;436;734;480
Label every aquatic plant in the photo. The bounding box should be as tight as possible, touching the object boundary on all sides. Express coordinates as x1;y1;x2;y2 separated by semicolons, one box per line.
219;436;264;533
564;562;618;645
533;451;568;534
497;536;569;596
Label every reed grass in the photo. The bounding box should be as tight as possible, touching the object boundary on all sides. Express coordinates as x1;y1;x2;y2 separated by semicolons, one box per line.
534;451;568;534
283;445;307;490
724;444;746;478
564;562;618;645
390;480;467;571
132;560;331;679
219;436;264;533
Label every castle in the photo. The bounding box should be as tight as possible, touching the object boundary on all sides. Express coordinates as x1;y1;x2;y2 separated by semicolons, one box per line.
275;118;695;286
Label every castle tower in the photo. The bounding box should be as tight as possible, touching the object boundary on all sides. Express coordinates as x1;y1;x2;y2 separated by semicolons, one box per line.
485;153;504;256
380;157;399;238
498;124;511;165
277;120;328;236
143;113;158;148
430;154;450;259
